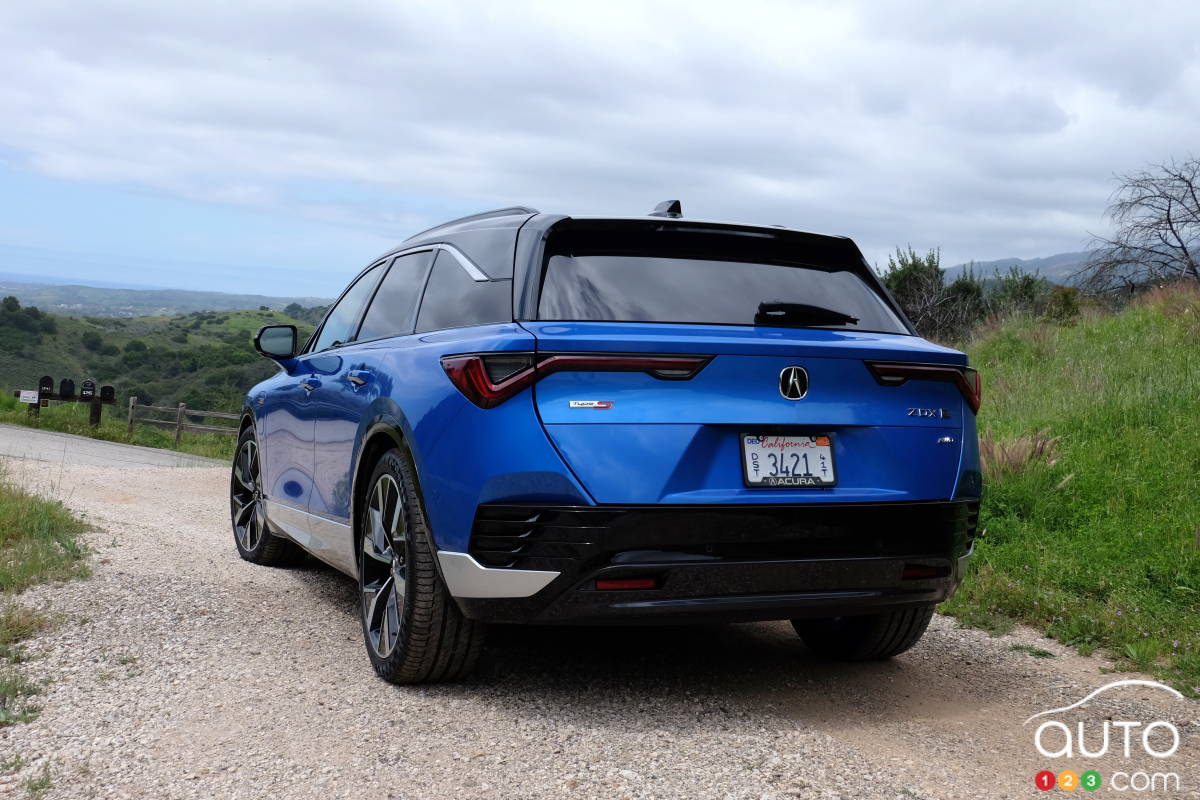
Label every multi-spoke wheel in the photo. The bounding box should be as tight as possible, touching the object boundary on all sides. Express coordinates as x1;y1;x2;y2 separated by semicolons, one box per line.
230;427;303;566
361;474;406;659
358;448;484;684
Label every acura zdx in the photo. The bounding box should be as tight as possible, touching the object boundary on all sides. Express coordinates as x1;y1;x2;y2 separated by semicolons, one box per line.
232;202;982;684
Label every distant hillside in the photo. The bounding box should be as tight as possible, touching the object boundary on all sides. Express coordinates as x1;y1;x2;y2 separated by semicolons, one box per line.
0;300;318;413
0;278;331;318
942;251;1092;286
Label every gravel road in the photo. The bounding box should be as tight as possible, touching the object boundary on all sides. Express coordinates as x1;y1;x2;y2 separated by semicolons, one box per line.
1;435;1197;799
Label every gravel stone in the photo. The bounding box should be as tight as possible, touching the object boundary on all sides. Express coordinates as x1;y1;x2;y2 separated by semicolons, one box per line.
0;452;1197;799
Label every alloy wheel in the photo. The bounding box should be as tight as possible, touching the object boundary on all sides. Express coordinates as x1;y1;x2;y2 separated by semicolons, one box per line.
361;474;407;659
230;438;266;551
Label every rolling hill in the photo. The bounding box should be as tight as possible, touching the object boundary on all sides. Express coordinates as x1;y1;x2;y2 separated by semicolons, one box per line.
942;251;1092;286
0;276;330;318
0;300;317;413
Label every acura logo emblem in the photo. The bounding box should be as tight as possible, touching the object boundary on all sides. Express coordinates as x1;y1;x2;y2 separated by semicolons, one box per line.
779;366;809;400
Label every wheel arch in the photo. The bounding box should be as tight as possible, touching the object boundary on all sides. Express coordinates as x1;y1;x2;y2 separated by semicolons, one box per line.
351;420;450;585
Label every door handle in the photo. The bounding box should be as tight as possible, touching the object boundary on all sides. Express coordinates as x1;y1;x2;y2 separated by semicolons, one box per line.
301;378;321;392
347;370;372;387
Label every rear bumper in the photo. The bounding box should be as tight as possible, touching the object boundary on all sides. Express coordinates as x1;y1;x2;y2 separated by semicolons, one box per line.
445;500;979;624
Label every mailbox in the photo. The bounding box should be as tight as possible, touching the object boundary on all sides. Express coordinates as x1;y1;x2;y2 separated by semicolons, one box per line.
80;379;96;400
59;379;76;399
38;375;54;397
99;385;115;402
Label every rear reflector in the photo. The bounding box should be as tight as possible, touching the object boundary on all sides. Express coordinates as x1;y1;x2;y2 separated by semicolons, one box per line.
595;577;657;591
442;352;712;409
865;361;982;413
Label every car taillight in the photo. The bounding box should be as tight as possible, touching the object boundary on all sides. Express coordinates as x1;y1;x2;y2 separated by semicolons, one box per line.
865;361;982;413
441;352;712;409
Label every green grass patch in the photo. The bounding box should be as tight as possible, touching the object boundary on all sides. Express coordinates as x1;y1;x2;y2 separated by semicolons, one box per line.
22;762;52;799
0;469;90;593
0;669;40;727
942;286;1200;693
1010;643;1056;659
0;466;89;727
0;398;235;461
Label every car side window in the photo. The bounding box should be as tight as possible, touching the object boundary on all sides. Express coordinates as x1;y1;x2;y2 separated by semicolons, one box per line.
414;250;511;333
309;263;386;353
356;251;434;342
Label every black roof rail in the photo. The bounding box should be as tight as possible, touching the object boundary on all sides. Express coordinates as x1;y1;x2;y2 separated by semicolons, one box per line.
404;206;540;241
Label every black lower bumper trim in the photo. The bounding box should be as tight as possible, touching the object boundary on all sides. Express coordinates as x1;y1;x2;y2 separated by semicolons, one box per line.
457;500;978;624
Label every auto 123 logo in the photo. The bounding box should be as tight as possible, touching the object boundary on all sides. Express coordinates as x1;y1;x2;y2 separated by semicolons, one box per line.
1026;680;1187;793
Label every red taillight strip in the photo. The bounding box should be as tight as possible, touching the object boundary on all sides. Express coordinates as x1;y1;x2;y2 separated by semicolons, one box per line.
440;356;538;409
536;353;710;380
441;353;712;409
865;361;982;413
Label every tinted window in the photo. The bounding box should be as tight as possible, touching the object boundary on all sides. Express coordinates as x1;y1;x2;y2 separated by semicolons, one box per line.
310;263;385;352
357;251;433;341
415;251;511;333
538;255;905;333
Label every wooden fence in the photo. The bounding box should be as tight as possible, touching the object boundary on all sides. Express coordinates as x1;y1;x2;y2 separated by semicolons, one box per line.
126;397;240;445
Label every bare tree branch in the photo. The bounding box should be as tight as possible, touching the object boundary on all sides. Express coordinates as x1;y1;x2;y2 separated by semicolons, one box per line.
1080;157;1200;288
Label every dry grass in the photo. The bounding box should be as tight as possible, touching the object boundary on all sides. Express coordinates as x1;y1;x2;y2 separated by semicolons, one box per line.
978;429;1061;478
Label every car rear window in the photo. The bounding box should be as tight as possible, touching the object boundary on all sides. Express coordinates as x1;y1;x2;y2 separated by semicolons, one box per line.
537;227;907;333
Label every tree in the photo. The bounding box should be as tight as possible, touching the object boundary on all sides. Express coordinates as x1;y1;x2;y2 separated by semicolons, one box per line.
1083;157;1200;291
1;296;18;313
81;331;103;351
883;246;944;333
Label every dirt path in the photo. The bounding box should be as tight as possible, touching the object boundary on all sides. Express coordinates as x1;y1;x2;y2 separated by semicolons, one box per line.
0;444;1197;799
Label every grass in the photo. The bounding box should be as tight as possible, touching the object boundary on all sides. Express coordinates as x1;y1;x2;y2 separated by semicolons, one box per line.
0;396;236;461
0;465;89;727
942;284;1200;693
0;670;41;727
22;762;52;799
1010;643;1056;659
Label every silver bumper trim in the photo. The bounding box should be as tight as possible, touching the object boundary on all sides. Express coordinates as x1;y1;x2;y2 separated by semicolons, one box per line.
437;552;559;598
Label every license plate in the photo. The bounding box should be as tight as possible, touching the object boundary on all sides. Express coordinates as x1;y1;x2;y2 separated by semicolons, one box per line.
741;434;836;487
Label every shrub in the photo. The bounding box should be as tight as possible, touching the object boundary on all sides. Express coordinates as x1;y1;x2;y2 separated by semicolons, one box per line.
979;429;1061;478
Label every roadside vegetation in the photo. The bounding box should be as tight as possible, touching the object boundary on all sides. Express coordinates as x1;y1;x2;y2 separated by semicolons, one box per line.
940;283;1200;693
0;300;323;461
0;299;316;413
0;465;89;726
0;395;236;461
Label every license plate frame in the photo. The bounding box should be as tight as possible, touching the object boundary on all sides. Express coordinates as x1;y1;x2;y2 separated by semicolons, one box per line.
740;433;837;488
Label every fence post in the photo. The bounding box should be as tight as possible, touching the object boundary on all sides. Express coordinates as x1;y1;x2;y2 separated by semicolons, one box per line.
127;396;137;435
88;399;101;428
174;402;186;446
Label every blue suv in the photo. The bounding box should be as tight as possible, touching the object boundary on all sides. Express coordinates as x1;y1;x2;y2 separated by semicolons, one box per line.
234;203;982;684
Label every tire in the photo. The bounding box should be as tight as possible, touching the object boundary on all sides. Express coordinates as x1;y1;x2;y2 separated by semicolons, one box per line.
230;427;305;566
357;448;484;684
792;605;935;661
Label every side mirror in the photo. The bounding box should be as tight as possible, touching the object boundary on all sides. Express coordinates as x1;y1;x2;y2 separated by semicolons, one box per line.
254;325;298;360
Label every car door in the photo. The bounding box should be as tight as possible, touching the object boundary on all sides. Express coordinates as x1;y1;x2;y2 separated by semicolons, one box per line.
264;261;385;559
308;249;435;557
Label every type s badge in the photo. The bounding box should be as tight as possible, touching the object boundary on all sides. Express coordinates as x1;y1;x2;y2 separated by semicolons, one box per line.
568;400;613;409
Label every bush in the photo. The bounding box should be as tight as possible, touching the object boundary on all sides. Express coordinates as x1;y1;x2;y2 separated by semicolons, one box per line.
81;331;102;352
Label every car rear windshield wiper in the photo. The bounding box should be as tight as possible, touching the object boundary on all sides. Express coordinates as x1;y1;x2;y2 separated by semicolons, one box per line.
754;302;859;327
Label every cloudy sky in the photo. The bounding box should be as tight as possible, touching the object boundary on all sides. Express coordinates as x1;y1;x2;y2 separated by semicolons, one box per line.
1;1;1198;297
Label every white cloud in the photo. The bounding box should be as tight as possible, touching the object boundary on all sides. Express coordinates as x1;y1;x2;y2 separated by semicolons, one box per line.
1;0;1199;269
